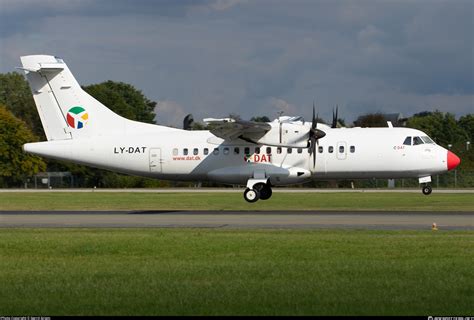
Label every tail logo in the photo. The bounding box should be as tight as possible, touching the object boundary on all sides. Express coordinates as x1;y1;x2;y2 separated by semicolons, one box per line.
67;106;88;129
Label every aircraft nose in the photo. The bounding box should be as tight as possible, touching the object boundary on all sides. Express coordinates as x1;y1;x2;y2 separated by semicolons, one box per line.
447;151;461;171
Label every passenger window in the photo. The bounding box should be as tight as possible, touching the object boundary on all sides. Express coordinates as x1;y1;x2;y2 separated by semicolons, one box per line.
328;146;334;153
266;147;272;154
213;148;219;155
183;148;188;156
223;147;229;155
339;146;344;153
172;148;178;156
255;147;260;154
234;147;240;154
244;147;250;155
297;148;303;154
287;148;292;154
318;146;323;153
203;148;209;155
350;146;355;153
413;136;424;145
193;148;198;155
403;137;412;146
277;147;282;154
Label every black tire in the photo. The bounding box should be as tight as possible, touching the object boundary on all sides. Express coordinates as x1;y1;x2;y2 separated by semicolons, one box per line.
244;188;260;203
422;185;432;195
259;186;273;200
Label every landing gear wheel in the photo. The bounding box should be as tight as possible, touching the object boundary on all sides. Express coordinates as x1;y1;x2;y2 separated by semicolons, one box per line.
244;188;260;203
259;186;273;200
422;185;432;195
253;183;272;200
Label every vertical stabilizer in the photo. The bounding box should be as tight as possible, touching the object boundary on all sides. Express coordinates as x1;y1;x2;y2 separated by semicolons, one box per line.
20;55;128;141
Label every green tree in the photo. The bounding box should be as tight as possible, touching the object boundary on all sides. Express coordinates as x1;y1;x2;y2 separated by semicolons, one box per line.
0;72;44;138
250;116;271;123
228;113;241;121
353;113;387;127
190;122;208;130
71;81;158;187
406;111;468;147
0;74;160;188
83;81;156;123
407;111;473;177
458;114;474;143
0;104;46;187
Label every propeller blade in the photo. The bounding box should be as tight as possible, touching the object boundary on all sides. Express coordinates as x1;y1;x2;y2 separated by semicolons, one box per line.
312;137;317;167
332;105;339;128
308;100;326;169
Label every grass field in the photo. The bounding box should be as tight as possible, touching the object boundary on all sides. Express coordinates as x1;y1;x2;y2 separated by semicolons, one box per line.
0;191;473;211
0;228;473;315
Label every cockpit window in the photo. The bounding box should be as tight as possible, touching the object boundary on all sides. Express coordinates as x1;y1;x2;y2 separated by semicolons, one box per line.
413;136;424;145
421;136;434;144
403;137;412;145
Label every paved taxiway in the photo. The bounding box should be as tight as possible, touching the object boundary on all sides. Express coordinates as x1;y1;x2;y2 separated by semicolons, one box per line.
0;211;472;230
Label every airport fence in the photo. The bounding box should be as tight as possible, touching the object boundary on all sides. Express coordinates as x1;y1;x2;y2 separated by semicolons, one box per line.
14;169;474;189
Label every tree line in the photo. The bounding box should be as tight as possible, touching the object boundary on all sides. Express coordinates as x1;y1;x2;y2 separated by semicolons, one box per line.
0;71;472;188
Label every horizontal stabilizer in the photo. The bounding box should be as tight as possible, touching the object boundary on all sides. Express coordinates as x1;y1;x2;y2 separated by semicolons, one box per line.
19;55;65;73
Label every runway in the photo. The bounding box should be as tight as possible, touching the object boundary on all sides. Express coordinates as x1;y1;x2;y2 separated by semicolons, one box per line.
1;188;473;193
0;210;473;230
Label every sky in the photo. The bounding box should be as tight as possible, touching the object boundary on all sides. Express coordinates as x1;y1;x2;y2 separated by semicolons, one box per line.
0;0;472;127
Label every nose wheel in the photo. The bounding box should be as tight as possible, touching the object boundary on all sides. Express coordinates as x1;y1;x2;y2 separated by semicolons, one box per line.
422;184;432;195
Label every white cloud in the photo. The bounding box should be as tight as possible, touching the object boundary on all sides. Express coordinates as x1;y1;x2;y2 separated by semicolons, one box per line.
0;0;91;14
154;100;187;128
1;0;471;125
269;98;298;116
210;0;247;11
357;25;385;44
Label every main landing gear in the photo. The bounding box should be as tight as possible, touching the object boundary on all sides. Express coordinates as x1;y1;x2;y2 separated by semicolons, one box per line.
244;182;272;203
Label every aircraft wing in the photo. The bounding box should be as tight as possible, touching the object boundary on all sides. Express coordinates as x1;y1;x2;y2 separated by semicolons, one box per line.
203;118;272;142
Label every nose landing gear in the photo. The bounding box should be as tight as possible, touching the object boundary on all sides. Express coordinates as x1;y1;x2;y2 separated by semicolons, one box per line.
422;184;432;195
418;176;432;196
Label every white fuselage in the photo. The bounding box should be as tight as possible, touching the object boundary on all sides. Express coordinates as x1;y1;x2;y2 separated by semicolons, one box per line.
19;54;456;194
24;125;450;186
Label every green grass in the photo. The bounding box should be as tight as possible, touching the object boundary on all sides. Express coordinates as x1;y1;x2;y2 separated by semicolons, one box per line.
0;228;472;315
0;192;473;211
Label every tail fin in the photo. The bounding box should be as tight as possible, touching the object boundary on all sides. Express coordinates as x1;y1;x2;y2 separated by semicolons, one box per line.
20;55;127;141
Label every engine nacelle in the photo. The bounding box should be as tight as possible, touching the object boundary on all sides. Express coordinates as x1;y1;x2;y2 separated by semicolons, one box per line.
255;121;310;148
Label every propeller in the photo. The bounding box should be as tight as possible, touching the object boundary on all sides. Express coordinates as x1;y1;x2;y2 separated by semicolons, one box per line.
183;114;194;130
308;101;326;168
331;105;339;128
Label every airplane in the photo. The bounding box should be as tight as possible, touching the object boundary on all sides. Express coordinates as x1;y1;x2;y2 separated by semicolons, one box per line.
19;55;461;202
